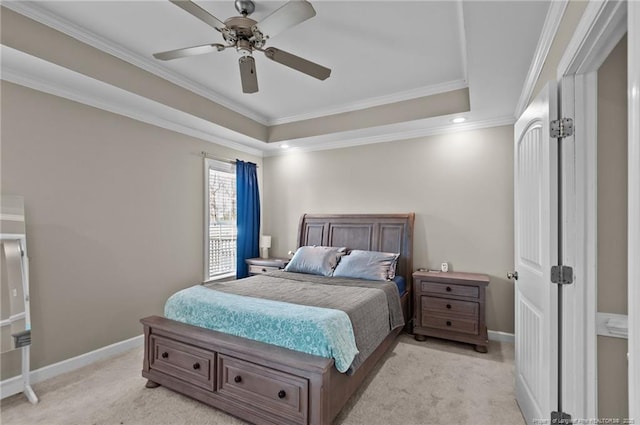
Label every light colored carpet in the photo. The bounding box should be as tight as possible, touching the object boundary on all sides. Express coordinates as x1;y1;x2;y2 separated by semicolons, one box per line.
1;334;525;425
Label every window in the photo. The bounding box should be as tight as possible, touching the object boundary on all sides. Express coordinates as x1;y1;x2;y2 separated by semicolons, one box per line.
204;159;236;281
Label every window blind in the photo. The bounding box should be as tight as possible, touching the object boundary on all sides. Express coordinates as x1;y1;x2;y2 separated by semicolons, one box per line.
207;162;237;279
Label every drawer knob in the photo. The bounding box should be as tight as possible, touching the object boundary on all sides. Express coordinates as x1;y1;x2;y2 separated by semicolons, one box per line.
278;390;286;399
446;321;452;326
234;375;242;383
161;351;169;359
446;304;452;309
261;268;267;272
446;286;452;292
192;362;200;370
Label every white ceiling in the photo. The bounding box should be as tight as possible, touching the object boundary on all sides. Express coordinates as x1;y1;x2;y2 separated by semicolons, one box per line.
2;0;552;152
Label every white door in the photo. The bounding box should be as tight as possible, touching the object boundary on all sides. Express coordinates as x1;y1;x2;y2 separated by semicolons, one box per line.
514;82;559;424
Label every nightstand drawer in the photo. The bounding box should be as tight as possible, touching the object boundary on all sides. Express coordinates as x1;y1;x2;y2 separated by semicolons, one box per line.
422;296;479;318
421;281;479;298
422;315;478;335
150;335;215;391
248;264;280;275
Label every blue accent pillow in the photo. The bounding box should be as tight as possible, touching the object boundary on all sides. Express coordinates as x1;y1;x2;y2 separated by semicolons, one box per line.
332;250;400;281
284;246;346;276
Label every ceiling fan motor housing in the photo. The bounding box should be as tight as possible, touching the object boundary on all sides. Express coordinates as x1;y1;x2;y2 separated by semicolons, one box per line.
234;0;255;16
236;39;253;57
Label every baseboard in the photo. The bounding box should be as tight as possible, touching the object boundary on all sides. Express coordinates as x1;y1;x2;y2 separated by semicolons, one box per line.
1;329;513;399
0;334;144;400
488;330;515;343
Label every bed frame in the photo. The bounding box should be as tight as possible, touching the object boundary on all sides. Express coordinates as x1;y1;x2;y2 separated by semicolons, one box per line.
141;213;415;425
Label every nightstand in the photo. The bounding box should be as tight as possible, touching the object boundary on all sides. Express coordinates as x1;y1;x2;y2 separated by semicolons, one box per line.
245;257;289;275
412;270;490;353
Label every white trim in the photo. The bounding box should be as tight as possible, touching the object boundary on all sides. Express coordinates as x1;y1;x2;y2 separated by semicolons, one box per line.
265;115;516;156
2;45;508;156
0;312;26;328
1;1;269;125
580;70;600;419
515;0;568;117
267;79;468;126
0;334;144;400
559;70;599;421
455;0;468;84
1;46;265;158
628;0;640;417
203;159;237;282
1;1;470;129
0;214;25;222
596;313;629;339
203;158;211;283
556;0;629;418
488;330;515;343
557;0;627;79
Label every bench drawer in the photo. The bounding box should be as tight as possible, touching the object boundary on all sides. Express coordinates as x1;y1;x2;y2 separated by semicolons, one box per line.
217;354;308;424
150;335;214;391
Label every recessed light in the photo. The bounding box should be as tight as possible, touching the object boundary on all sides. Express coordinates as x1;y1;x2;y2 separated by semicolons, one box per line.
451;117;466;124
281;144;289;148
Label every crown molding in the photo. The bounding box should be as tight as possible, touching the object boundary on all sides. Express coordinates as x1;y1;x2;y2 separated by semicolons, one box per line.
456;0;469;84
3;46;513;160
2;2;471;129
268;79;468;126
1;0;270;125
514;0;568;117
264;115;516;157
1;46;265;157
556;0;627;80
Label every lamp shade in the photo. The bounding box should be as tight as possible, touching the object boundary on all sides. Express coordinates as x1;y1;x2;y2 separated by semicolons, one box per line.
260;235;272;248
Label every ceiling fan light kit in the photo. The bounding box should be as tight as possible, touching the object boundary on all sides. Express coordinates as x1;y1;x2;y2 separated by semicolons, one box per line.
155;0;331;94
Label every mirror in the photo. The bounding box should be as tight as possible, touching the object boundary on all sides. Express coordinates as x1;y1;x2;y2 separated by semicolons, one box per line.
1;196;31;354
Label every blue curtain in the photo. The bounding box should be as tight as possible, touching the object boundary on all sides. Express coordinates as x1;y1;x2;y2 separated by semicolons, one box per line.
236;160;260;278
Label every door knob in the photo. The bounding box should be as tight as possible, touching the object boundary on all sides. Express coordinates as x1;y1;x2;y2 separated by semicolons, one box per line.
507;271;519;280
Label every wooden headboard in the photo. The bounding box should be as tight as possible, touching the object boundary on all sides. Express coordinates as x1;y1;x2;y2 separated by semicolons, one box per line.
297;213;415;288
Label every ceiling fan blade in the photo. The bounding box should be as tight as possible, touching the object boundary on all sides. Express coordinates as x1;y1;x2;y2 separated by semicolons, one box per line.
169;0;226;31
239;56;258;93
254;1;316;39
264;47;330;80
153;43;225;60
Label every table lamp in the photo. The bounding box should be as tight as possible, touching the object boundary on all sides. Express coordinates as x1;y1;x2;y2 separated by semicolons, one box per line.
260;235;271;259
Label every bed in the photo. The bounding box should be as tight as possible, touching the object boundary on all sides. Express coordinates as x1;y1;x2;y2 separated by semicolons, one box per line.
141;213;415;425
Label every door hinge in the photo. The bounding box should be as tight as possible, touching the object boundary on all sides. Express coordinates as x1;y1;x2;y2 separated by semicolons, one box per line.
551;411;572;424
551;265;574;285
550;118;574;138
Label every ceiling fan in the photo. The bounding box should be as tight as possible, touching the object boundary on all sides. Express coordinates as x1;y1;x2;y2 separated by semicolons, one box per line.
153;0;331;94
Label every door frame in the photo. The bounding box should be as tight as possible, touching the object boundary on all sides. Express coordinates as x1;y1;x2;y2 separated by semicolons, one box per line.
627;0;640;418
555;0;637;418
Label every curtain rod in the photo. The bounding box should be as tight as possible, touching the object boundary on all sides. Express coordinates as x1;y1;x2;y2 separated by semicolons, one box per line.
201;152;259;167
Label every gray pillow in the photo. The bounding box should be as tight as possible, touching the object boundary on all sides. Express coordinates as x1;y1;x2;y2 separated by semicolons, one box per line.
332;250;400;281
284;246;346;276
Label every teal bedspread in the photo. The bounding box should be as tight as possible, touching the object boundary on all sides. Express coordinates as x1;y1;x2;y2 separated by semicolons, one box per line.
164;285;359;372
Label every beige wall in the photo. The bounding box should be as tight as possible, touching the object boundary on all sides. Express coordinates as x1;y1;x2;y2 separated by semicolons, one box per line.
0;81;262;379
262;126;515;333
597;35;628;419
